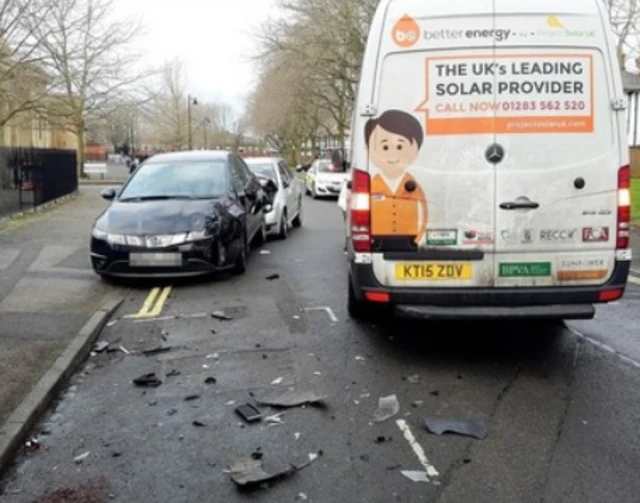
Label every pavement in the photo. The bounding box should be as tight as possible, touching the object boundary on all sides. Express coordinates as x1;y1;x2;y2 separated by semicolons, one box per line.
0;186;129;430
0;196;638;502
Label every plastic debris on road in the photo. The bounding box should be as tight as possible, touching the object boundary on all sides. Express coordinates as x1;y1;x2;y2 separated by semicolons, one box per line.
256;390;327;408
423;416;488;440
228;452;320;488
132;373;162;388
212;311;233;321
373;395;400;423
236;404;262;423
401;471;429;483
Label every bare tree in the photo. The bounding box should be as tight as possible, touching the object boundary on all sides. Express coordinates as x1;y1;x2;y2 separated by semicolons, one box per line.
36;0;144;176
604;0;640;69
148;58;188;150
0;0;56;138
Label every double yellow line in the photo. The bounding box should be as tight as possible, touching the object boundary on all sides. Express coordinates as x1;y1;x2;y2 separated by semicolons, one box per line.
125;286;172;319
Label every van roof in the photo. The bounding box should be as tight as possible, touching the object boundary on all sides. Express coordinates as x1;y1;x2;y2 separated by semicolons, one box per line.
383;0;600;16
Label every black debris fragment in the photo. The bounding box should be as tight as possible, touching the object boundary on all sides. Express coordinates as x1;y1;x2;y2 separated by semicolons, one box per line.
193;421;206;427
255;390;327;409
386;464;401;471
374;436;392;444
429;391;440;397
204;377;217;385
265;274;280;281
228;452;320;488
236;404;262;423
142;346;173;356
423;416;488;440
212;311;233;321
132;373;162;388
166;370;181;377
211;329;218;334
167;408;178;416
185;394;201;402
251;451;263;460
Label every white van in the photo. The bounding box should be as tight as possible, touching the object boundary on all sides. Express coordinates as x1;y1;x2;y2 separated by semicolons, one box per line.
346;0;632;320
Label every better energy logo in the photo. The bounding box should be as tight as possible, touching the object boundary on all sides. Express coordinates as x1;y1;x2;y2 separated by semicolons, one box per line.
392;14;420;48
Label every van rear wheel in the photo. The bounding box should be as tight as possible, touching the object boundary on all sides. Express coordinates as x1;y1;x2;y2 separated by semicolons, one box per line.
348;276;369;320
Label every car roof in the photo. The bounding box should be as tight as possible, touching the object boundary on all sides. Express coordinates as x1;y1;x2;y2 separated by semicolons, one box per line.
144;150;230;164
243;157;280;164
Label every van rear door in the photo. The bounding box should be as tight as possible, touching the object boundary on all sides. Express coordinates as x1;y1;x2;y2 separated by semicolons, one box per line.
369;1;498;289
492;8;619;287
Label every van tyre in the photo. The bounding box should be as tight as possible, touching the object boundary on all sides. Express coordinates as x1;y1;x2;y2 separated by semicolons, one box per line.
233;229;248;275
277;210;288;239
348;276;369;320
292;200;303;227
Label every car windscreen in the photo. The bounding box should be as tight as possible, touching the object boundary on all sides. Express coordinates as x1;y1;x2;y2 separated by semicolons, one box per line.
118;161;227;200
246;163;276;180
318;161;345;173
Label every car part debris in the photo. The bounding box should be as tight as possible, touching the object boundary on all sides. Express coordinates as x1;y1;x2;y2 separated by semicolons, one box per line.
166;370;181;377
185;394;201;402
423;416;488;440
375;436;392;444
401;471;429;483
271;377;284;385
373;395;400;423
297;493;308;500
265;413;285;424
256;390;327;408
266;274;280;280
204;377;217;384
236;404;262;423
406;375;420;384
132;373;162;388
74;451;91;464
142;345;173;356
212;311;233;321
193;420;206;427
229;452;320;487
260;250;271;255
93;341;109;353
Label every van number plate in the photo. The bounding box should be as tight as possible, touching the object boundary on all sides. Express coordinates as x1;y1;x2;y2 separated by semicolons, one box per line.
395;263;472;280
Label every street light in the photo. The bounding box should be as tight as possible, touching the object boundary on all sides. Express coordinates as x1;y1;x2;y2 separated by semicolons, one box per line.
187;94;198;150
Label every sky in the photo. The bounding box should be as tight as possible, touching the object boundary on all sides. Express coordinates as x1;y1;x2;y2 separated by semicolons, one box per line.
113;0;281;115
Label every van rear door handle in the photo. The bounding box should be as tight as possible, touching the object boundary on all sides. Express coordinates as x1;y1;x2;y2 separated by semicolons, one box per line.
499;201;540;210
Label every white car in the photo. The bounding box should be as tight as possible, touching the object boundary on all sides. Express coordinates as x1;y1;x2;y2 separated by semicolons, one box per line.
305;159;350;198
244;157;304;239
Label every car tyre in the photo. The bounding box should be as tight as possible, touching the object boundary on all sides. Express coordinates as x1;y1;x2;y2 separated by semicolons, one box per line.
292;200;303;227
233;229;248;274
348;275;369;320
277;210;288;239
252;220;267;247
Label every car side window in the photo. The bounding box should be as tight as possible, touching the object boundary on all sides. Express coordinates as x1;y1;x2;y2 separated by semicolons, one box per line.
228;157;245;193
278;162;290;184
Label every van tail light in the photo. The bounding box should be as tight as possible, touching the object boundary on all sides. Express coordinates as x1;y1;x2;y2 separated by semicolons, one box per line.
617;165;630;249
598;288;624;302
350;168;371;253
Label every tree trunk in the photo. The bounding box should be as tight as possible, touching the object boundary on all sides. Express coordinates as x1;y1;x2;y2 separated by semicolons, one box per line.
0;124;8;189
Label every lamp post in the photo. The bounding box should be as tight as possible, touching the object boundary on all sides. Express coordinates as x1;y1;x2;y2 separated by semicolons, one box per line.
187;94;198;150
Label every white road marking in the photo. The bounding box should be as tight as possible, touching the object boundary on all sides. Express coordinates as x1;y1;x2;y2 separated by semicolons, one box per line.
396;419;439;479
628;275;640;286
304;306;338;322
568;327;640;369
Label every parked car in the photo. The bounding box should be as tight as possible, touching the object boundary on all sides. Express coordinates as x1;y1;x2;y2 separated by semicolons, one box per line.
90;150;270;278
305;159;350;198
244;157;304;238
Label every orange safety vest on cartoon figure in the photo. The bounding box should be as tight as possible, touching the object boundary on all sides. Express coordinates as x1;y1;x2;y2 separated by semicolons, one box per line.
370;173;428;243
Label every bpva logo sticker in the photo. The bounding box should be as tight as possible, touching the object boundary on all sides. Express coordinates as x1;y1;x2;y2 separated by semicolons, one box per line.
392;14;420;48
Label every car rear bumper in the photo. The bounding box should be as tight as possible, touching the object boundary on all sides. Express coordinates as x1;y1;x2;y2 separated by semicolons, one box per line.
349;259;630;320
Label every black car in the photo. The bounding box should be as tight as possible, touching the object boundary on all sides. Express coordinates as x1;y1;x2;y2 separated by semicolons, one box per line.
90;151;272;278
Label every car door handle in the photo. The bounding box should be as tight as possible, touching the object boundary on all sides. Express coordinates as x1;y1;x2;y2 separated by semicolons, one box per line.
499;201;539;210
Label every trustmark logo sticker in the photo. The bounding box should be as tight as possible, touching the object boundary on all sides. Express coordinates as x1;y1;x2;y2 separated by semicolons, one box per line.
426;229;457;246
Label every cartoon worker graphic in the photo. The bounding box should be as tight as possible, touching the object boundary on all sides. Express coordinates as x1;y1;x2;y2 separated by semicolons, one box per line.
365;109;427;248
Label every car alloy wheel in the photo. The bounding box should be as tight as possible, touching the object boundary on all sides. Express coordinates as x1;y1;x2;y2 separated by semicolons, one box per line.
292;199;303;227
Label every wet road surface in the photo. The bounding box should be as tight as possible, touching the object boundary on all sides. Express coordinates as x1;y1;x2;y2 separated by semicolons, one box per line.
2;196;640;503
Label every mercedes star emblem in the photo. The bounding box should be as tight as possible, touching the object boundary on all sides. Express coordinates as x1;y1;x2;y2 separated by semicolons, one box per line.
485;143;505;164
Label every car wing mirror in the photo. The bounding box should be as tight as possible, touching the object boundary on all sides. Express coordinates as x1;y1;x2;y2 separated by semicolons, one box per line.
101;188;116;200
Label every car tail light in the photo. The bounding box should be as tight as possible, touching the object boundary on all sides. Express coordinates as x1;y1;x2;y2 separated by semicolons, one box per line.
617;165;630;249
598;288;624;302
365;291;390;303
350;168;371;252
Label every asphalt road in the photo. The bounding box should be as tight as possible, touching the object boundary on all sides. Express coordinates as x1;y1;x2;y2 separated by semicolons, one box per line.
2;196;640;503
